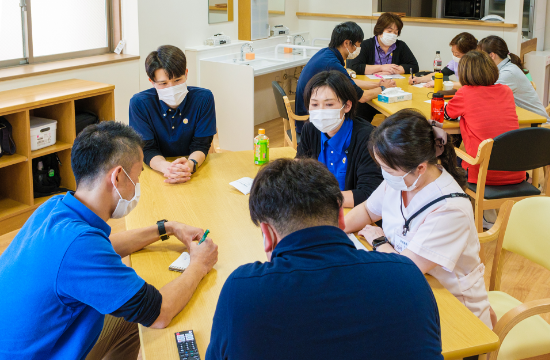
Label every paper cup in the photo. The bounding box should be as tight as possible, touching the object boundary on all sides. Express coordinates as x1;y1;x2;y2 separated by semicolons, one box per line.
443;81;454;91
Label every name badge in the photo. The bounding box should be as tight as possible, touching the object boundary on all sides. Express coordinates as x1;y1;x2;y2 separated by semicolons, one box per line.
393;231;410;253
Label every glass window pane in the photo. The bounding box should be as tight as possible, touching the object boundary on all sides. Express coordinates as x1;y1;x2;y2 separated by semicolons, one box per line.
0;0;24;61
31;0;108;57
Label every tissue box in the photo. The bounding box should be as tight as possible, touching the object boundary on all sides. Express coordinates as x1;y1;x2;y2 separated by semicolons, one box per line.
377;91;412;103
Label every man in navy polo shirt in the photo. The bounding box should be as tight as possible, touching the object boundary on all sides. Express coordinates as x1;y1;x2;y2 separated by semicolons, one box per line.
206;158;443;360
130;45;216;184
0;122;218;359
295;21;396;133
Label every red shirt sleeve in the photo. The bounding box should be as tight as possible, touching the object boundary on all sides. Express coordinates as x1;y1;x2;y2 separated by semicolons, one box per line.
444;87;465;120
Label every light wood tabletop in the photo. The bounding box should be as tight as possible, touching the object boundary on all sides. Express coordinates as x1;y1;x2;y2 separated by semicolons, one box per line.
357;74;547;134
127;148;499;360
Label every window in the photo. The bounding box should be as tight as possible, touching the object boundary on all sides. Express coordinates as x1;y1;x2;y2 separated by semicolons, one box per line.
0;0;117;69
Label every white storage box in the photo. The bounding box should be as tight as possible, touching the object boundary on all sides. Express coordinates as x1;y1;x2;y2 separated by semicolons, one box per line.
30;116;57;151
377;88;413;103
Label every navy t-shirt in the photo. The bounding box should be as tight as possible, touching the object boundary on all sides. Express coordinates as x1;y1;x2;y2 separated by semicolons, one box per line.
0;193;144;359
206;226;443;360
295;48;365;132
129;86;217;157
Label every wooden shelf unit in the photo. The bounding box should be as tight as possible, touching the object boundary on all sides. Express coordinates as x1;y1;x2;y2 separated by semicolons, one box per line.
0;79;115;235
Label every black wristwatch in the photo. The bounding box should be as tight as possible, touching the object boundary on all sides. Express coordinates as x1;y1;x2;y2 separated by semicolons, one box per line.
189;159;198;174
157;219;169;241
381;86;386;91
372;236;390;251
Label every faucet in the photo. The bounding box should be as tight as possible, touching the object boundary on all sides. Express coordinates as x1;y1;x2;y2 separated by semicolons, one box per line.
293;35;305;45
240;43;254;61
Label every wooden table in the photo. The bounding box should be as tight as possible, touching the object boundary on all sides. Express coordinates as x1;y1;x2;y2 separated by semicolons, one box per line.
358;74;547;134
127;148;499;360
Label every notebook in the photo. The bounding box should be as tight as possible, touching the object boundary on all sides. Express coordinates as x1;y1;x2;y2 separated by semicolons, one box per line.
169;252;191;272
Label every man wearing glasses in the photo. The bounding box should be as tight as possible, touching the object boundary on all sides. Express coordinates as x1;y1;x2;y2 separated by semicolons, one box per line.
129;45;216;184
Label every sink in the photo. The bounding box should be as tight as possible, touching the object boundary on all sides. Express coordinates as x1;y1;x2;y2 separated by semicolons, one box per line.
221;58;286;69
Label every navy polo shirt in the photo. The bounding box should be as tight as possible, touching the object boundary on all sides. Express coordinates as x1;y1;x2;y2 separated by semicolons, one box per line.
0;193;144;359
295;48;365;132
206;226;443;360
318;118;353;190
129;86;217;157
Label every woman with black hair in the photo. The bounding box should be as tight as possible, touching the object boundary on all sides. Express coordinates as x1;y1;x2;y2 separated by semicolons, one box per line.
297;70;383;208
344;109;494;329
478;35;549;122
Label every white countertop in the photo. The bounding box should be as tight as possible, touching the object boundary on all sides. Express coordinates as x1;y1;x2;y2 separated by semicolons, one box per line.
200;45;320;76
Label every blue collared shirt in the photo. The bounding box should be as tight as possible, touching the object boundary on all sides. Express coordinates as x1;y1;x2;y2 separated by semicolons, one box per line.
129;86;217;157
206;226;443;360
374;36;397;65
295;48;365;131
318;118;353;190
0;193;144;359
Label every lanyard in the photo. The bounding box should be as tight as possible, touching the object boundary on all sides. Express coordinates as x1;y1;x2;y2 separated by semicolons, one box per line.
400;192;469;236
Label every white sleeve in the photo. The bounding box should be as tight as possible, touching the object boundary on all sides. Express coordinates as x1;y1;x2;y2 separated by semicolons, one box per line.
365;181;386;217
406;206;470;271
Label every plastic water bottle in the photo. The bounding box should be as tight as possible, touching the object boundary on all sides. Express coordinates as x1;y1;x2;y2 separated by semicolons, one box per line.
254;129;269;165
434;51;442;73
431;93;445;123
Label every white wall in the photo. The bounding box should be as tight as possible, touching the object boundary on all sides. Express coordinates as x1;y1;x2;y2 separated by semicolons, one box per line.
0;60;141;125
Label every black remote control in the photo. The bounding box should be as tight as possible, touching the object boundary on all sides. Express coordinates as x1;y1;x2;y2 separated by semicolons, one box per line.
175;330;200;360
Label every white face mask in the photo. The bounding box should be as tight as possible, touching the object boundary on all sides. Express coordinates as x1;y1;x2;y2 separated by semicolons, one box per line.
382;168;423;192
309;104;345;133
452;54;461;64
346;45;361;59
111;168;140;219
156;82;188;107
380;32;398;46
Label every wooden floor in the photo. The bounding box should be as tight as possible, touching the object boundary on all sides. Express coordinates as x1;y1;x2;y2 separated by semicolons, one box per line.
2;119;549;326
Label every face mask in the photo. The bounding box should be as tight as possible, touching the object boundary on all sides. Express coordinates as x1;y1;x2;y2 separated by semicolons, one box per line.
382;168;423;192
380;32;398;46
452;54;461;64
309;104;345;133
111;168;140;219
156;82;188;107
346;45;361;59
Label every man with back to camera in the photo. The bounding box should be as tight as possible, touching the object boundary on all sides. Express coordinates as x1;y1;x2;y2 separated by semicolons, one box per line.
130;45;216;184
0;122;218;359
206;158;443;360
294;21;396;133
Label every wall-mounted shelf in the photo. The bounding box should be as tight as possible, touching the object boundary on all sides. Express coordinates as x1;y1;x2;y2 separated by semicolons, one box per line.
296;12;518;28
0;79;115;236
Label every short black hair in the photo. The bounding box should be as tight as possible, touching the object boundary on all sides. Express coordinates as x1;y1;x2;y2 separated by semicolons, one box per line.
145;45;187;81
329;21;364;48
249;158;344;236
303;70;358;119
71;121;144;188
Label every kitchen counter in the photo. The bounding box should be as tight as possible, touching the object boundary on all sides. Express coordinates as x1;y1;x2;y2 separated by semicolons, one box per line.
296;12;517;28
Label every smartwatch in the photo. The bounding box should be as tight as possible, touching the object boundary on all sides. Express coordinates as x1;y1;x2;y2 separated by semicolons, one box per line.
372;236;389;251
189;159;198;174
157;219;169;241
380;86;386;92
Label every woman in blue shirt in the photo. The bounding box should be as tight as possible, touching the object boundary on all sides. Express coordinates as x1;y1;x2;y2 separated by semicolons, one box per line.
297;71;383;207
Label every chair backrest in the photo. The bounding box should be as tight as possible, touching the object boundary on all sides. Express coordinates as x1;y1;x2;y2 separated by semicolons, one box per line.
502;197;550;272
488;127;550;171
271;81;289;120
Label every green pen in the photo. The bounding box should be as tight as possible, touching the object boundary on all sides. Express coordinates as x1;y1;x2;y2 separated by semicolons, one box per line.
198;229;210;245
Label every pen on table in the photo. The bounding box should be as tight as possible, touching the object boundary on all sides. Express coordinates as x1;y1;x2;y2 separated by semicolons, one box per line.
198;229;210;245
411;68;414;82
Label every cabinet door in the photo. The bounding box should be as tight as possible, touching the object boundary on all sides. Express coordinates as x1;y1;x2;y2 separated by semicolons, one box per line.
380;0;411;15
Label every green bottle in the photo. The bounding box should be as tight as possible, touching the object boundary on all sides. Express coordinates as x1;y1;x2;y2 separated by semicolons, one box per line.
254;128;269;165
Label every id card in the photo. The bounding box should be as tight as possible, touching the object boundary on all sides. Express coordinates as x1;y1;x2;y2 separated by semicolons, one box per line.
393;232;411;253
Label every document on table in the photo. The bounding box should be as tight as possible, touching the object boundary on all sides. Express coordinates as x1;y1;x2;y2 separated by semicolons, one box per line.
413;83;427;88
348;233;368;251
366;74;405;80
229;177;254;195
169;252;190;272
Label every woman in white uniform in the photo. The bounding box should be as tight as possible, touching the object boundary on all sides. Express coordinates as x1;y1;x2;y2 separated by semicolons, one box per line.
345;109;493;328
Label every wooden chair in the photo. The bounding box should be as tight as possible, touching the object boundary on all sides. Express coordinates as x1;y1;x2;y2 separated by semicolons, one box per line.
478;198;550;360
271;81;309;150
455;127;550;232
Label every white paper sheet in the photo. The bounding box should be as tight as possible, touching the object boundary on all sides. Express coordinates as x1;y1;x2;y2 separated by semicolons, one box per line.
348;234;368;251
366;74;406;80
366;75;381;80
169;252;190;272
229;177;254;195
413;83;427;88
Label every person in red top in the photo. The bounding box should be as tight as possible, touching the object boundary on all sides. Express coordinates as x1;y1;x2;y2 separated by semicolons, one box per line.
445;50;525;186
